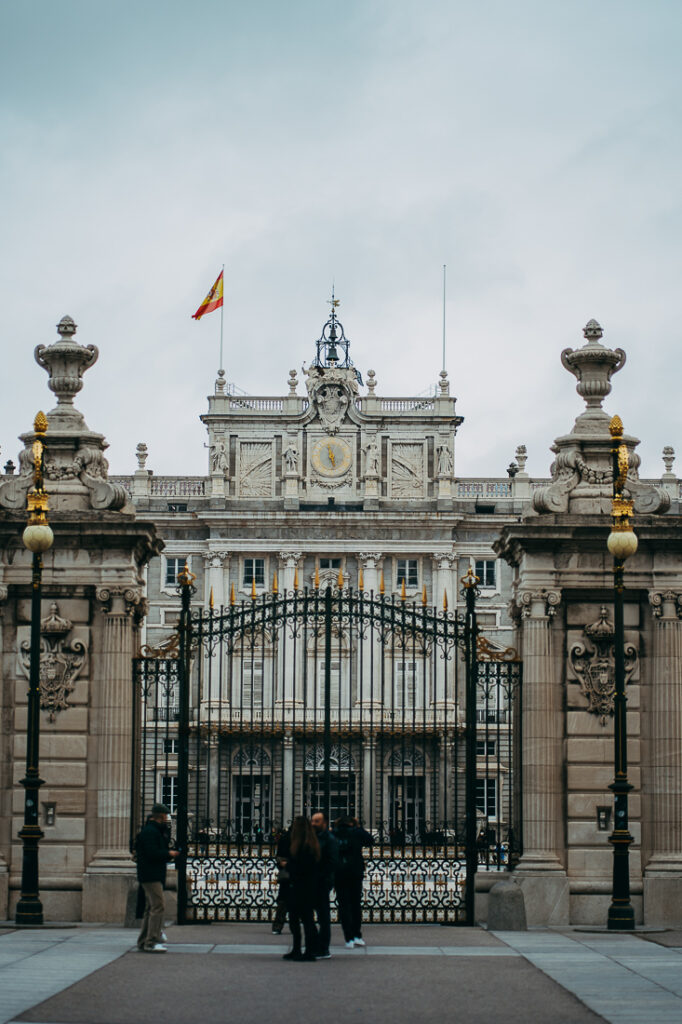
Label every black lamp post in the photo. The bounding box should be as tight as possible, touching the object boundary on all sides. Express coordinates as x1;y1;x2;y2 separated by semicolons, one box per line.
606;414;637;931
15;412;54;926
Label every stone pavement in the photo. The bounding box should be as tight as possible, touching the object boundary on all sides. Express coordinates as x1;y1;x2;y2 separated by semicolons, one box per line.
0;922;680;1024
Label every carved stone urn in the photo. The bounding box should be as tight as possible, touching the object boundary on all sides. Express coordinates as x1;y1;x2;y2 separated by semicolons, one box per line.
560;319;625;434
34;315;99;428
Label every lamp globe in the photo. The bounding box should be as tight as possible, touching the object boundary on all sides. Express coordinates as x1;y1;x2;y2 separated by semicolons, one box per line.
23;522;54;553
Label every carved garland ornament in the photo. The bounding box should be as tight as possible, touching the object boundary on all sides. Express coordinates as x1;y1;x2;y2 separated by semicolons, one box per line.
567;606;638;725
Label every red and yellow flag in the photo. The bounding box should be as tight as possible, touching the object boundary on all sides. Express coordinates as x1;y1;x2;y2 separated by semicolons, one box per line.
192;270;224;320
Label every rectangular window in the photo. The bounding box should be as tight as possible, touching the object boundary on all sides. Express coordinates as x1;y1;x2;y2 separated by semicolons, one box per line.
389;776;426;843
475;777;497;817
317;658;342;707
234;775;271;837
396;559;419;588
319;558;341;570
161;775;178;813
394;661;419;707
163;738;179;754
241;659;263;707
475;559;497;588
243;558;265;587
165;557;188;587
476;739;496;757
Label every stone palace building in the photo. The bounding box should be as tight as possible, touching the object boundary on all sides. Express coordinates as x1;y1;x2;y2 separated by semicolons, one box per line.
0;304;680;926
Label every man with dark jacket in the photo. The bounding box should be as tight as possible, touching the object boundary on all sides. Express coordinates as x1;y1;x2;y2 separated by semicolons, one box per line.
136;803;178;953
332;816;373;947
311;810;338;958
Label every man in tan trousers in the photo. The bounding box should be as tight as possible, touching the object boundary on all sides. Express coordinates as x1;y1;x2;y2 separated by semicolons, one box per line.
136;803;178;952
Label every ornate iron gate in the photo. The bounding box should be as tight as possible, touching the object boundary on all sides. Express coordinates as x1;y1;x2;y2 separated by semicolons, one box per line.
132;570;522;925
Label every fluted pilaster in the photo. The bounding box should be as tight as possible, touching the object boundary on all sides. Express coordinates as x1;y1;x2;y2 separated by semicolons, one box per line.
516;588;564;871
646;592;682;869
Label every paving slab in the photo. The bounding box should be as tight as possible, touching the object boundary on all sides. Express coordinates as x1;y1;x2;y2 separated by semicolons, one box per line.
11;947;603;1024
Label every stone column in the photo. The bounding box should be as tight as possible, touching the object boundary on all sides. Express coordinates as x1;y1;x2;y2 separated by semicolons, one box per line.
282;731;295;823
0;584;9;917
206;550;229;608
644;591;682;924
278;552;301;706
514;588;569;924
362;733;376;829
433;553;455;611
358;554;384;709
82;586;141;921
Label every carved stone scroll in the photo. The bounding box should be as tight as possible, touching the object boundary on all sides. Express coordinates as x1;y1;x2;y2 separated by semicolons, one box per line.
567;606;638;725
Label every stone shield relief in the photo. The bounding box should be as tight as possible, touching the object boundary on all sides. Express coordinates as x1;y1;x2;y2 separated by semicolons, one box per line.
566;606;638;725
17;602;89;722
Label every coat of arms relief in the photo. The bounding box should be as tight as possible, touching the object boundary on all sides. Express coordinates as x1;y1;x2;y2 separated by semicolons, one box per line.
304;367;356;434
567;606;638;725
18;603;88;722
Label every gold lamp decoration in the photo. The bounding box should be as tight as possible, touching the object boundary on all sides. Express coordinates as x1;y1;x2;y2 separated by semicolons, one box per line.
23;412;54;554
606;415;638;561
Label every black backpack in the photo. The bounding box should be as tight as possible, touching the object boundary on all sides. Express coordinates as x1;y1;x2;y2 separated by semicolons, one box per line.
336;832;354;875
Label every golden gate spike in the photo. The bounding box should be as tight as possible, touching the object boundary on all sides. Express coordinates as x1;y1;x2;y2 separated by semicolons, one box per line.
337;567;344;588
401;578;406;601
379;571;385;595
272;571;278;594
230;582;236;606
443;590;448;610
358;567;364;591
422;584;427;606
209;586;214;610
294;567;299;591
251;577;257;600
314;566;320;590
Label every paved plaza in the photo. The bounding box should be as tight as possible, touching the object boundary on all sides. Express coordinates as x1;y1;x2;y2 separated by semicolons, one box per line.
0;922;681;1024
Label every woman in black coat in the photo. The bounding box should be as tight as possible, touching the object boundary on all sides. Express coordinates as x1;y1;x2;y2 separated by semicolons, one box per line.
282;816;321;961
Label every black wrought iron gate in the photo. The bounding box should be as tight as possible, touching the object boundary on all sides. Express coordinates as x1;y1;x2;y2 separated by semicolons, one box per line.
132;570;522;925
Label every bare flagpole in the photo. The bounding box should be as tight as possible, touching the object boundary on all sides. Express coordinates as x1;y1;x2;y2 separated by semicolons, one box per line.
219;264;225;372
442;264;447;373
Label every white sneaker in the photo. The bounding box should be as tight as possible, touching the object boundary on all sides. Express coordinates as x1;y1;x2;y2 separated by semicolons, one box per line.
160;932;168;942
353;937;366;946
145;943;167;953
345;940;355;948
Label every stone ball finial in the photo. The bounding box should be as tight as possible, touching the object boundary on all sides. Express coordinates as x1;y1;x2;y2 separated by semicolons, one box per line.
215;368;226;394
582;318;603;342
288;369;298;395
135;442;149;471
662;445;676;475
366;369;377;394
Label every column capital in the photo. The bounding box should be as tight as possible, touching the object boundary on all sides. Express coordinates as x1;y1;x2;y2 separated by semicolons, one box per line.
516;588;561;619
205;549;230;570
278;550;302;568
649;590;682;620
95;584;145;620
432;552;456;571
358;551;383;569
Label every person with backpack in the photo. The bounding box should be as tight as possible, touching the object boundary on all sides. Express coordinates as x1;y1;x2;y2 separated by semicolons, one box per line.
332;815;373;948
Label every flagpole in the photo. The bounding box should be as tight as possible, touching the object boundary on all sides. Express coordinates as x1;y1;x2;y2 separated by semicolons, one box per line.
442;264;447;373
219;264;225;372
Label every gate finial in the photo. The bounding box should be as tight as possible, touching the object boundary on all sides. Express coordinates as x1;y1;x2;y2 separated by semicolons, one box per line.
251;577;257;600
272;571;278;594
337;567;344;588
230;582;236;606
294;566;299;590
209;586;214;610
400;578;406;601
358;567;364;591
443;589;448;610
314;565;320;590
379;571;385;595
422;584;427;606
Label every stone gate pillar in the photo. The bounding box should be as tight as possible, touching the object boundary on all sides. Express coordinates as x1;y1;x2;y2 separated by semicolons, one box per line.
81;586;143;919
644;590;682;924
514;587;569;924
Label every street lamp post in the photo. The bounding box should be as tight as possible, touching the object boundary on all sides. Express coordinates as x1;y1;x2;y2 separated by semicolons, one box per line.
15;412;54;926
606;414;637;931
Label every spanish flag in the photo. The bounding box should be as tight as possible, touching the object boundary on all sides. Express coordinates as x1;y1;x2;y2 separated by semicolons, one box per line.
192;270;224;320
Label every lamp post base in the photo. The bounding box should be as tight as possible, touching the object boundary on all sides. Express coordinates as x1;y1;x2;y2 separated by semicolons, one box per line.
15;897;44;926
607;904;635;930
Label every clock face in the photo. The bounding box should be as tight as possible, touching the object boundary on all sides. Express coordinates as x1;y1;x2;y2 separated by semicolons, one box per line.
311;436;352;477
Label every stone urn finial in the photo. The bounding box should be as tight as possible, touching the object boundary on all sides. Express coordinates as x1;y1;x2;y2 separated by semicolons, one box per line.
34;316;99;427
560;319;626;432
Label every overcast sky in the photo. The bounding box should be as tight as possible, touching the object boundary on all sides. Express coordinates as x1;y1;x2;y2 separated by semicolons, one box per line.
1;0;681;479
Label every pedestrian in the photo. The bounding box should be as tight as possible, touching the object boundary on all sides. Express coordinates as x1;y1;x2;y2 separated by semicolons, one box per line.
310;810;339;959
271;825;291;934
283;816;320;962
135;803;179;953
332;815;373;948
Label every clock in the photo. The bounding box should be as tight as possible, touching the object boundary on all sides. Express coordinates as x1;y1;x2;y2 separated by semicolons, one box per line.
311;436;352;478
